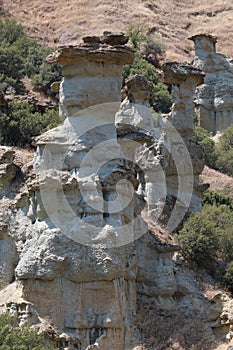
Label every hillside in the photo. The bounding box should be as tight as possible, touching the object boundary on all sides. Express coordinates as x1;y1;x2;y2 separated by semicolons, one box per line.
2;0;233;62
201;166;233;197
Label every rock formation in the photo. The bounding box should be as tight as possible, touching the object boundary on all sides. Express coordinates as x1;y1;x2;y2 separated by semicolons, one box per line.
190;34;233;134
162;62;207;224
0;33;233;350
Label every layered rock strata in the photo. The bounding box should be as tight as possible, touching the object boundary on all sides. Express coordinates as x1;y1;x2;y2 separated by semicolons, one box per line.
190;34;233;134
0;33;233;350
20;33;139;350
161;62;207;228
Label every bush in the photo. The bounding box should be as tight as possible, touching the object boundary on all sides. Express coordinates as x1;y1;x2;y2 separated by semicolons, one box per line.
176;211;219;268
0;312;54;350
202;189;233;209
122;53;172;113
125;25;166;68
177;204;233;264
32;62;62;96
193;125;217;168
151;81;172;114
215;125;233;176
218;124;233;151
125;25;146;50
141;36;166;68
176;200;233;290
0;18;62;96
224;261;233;293
0;100;60;146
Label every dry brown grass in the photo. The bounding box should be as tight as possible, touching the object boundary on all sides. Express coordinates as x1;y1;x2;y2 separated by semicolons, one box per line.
201;166;233;197
1;0;233;61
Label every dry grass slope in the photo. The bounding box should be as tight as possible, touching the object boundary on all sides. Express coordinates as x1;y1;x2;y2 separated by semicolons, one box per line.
1;0;233;62
201;166;233;197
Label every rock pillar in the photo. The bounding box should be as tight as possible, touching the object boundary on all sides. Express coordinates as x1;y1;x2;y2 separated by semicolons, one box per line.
190;34;233;134
14;34;143;350
162;62;206;222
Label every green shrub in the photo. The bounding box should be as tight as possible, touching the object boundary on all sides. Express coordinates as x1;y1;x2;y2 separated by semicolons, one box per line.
202;189;233;209
176;211;219;268
32;62;62;96
0;100;60;146
215;125;233;176
125;25;146;50
125;24;166;68
216;148;233;176
218;124;233;151
193;125;217;168
141;36;166;68
0;18;62;96
122;53;172;113
177;203;233;262
123;25;172;114
151;81;172;114
0;312;54;350
224;261;233;293
203;205;233;263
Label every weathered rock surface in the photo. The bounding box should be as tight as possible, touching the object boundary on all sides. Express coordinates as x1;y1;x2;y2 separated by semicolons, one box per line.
190;34;233;134
0;33;233;350
46;33;134;119
162;62;207;227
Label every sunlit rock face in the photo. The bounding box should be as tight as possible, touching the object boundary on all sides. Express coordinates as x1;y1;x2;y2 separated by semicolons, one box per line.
46;32;134;119
190;34;233;134
162;62;206;221
0;32;220;350
16;33;142;350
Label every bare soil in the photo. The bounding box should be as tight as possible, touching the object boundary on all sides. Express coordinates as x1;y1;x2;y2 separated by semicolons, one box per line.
2;0;233;62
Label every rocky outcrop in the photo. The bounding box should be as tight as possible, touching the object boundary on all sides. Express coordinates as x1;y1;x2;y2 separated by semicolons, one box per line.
0;33;233;350
190;34;233;134
46;32;134;119
162;62;206;226
0;147;18;194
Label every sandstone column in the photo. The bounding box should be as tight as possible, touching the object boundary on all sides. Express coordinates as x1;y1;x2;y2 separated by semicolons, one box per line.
14;33;142;350
190;34;233;134
162;62;206;225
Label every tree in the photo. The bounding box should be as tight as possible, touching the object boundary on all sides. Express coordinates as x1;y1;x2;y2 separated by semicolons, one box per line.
176;199;233;290
0;100;60;146
214;125;233;176
122;31;172;114
176;211;219;268
32;62;62;96
0;18;62;96
0;312;55;350
193;125;217;168
224;261;233;293
202;189;233;209
125;25;146;50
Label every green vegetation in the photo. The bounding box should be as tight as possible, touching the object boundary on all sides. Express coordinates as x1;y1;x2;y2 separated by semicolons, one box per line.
193;125;217;169
0;18;62;95
0;100;60;146
202;189;233;209
176;191;233;292
193;123;233;176
0;312;54;350
123;25;172;113
0;18;62;147
216;124;233;176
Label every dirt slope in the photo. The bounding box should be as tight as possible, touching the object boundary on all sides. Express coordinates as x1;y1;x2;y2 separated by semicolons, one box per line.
2;0;233;61
201;166;233;197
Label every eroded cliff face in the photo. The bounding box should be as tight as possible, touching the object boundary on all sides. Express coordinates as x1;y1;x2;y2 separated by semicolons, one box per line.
190;34;233;134
0;33;233;350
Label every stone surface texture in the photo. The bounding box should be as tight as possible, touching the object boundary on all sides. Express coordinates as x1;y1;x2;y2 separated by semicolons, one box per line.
162;62;206;225
0;33;233;350
190;34;233;134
